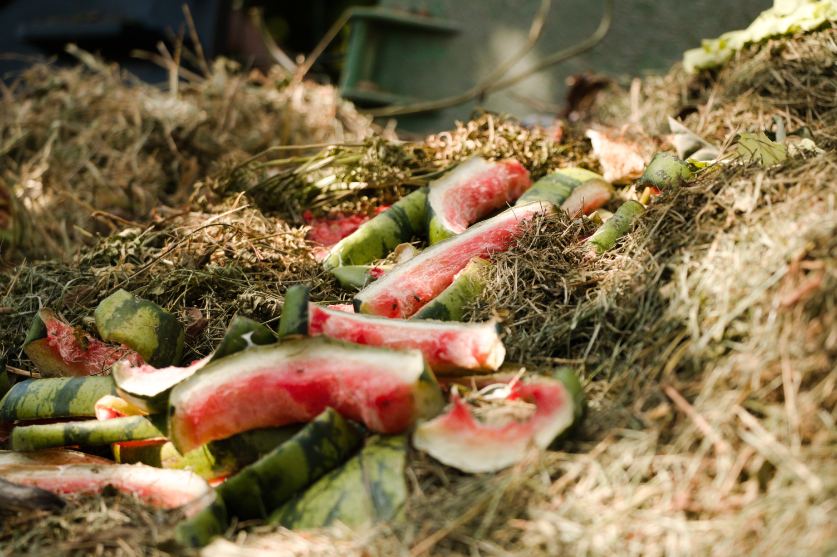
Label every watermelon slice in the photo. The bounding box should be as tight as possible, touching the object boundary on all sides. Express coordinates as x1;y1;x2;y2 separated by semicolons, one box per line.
0;376;116;422
0;462;212;511
168;337;444;453
514;167;603;208
23;309;144;377
271;434;407;530
561;178;613;217
413;372;582;473
322;188;427;270
95;289;185;367
427;157;531;244
115;425;300;481
355;201;551;318
411;257;489;322
331;264;391;290
0;448;113;468
308;304;505;374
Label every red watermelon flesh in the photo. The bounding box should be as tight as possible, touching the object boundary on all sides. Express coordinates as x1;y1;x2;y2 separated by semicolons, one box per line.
355;201;550;318
168;338;443;453
413;375;575;473
25;310;144;377
429;157;531;235
309;304;504;373
1;463;212;511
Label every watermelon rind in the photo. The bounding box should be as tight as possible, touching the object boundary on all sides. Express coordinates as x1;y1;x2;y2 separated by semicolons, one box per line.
322;188;428;270
515;167;602;208
270;434;407;530
0;376;116;422
411;257;489;322
94;289;184;367
354;201;551;318
277;285;310;339
168;337;443;453
12;415;165;451
639;152;693;190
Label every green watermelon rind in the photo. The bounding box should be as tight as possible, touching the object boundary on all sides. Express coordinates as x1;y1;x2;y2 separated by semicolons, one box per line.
410;257;490;322
277;285;311;339
94;289;184;368
322;188;428;270
11;415;164;451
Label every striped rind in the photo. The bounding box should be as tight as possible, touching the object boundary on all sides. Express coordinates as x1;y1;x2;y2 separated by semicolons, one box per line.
94;289;184;367
355;201;550;318
271;434;407;529
322;188;428;270
0;376;116;422
12;415;164;451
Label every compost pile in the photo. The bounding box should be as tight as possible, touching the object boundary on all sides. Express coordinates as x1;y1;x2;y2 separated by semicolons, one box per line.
1;25;835;557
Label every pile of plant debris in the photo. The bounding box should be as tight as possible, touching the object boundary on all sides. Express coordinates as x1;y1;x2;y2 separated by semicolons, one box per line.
1;23;835;557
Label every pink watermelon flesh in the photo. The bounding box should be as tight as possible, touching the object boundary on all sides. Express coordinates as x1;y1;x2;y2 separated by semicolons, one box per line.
561;180;612;217
356;201;550;318
27;310;144;377
430;158;532;234
168;339;440;453
413;375;575;473
0;463;211;511
309;304;504;373
94;395;146;420
326;304;356;313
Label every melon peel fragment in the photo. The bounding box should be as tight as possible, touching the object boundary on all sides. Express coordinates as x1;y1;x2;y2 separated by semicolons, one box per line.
95;289;184;368
23;309;143;377
413;371;583;473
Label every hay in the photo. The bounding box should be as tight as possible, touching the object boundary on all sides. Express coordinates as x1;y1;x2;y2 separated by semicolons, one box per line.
1;27;835;557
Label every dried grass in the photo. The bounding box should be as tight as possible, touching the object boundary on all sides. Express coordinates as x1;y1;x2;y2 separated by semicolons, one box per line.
1;28;835;557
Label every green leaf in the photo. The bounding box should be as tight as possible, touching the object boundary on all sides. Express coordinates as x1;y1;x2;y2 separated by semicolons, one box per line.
735;132;787;166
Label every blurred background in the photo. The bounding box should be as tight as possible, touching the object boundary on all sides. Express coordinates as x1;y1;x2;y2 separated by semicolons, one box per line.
0;0;771;132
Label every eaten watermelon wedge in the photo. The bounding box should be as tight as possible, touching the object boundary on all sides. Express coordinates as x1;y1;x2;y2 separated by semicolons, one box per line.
0;376;116;423
514;167;603;208
309;304;505;374
23;309;144;377
12;415;165;451
355;201;551;318
561;178;613;217
168;337;444;453
413;372;582;473
427;157;531;244
0;461;212;511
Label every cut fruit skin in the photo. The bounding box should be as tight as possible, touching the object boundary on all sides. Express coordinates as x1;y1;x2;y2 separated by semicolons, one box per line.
322;188;427;270
168;338;443;453
411;257;489;322
413;374;577;473
515;167;603;208
12;415;164;451
0;376;116;422
427;157;531;244
309;303;505;373
94;289;184;368
23;309;144;377
355;202;550;318
587;200;645;254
